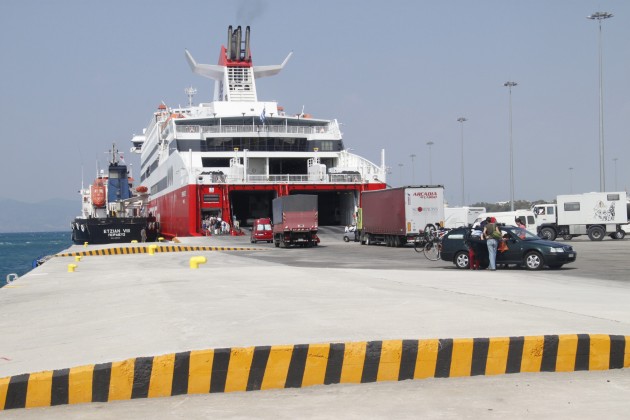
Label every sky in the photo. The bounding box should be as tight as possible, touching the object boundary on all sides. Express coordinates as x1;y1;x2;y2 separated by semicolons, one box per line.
1;0;629;207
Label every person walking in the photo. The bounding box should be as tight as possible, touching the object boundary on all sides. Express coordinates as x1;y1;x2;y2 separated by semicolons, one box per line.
483;217;501;270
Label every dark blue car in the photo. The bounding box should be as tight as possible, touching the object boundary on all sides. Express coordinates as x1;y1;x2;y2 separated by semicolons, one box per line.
440;226;577;270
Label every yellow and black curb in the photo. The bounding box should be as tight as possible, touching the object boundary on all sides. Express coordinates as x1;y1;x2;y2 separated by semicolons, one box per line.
56;245;262;257
1;334;628;410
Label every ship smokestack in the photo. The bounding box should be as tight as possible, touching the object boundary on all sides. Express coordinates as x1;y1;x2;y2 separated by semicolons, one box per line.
226;26;233;61
235;26;242;60
245;26;251;61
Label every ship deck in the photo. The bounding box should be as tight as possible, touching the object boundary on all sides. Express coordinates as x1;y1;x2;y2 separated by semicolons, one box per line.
2;230;630;417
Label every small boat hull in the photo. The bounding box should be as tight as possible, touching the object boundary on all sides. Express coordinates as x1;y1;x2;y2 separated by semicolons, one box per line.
71;217;156;245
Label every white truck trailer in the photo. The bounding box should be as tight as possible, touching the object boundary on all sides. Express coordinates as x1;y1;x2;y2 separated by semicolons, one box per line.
533;192;629;241
444;206;486;228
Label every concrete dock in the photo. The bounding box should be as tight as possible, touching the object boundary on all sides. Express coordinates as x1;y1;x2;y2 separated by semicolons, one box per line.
1;230;630;417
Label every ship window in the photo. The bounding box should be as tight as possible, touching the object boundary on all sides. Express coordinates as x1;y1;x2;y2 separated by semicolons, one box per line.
607;194;620;201
203;194;220;203
564;202;580;211
318;141;333;151
202;158;231;167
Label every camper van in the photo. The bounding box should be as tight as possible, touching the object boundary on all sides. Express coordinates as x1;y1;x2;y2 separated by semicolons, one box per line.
473;210;538;234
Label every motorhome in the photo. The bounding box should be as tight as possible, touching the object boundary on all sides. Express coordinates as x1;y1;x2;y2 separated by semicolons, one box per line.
473;210;538;234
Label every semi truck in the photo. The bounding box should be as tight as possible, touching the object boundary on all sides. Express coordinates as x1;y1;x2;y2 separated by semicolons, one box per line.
359;185;445;247
533;192;629;241
272;195;319;248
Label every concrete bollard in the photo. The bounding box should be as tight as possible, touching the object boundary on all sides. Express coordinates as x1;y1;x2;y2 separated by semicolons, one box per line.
67;264;77;273
189;256;207;269
148;245;158;255
74;256;82;262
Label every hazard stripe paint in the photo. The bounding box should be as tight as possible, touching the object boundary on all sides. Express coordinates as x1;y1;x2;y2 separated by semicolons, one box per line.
2;334;628;411
55;245;263;258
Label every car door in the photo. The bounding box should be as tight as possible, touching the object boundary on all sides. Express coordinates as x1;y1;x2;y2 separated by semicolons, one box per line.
496;229;524;264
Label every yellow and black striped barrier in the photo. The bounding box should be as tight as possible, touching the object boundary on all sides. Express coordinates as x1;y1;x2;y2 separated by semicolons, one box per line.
56;245;262;257
1;334;628;410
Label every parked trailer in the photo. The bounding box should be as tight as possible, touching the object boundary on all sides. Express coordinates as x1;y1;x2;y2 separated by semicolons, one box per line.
444;206;486;228
272;195;319;248
359;185;445;247
534;192;629;241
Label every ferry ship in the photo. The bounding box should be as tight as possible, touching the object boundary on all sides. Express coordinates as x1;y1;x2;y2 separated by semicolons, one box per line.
71;145;158;244
131;26;387;238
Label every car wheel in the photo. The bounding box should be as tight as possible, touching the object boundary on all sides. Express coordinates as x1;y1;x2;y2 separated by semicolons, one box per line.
540;227;556;241
587;226;605;241
548;264;563;269
524;251;543;270
454;251;470;269
343;235;350;242
612;230;626;240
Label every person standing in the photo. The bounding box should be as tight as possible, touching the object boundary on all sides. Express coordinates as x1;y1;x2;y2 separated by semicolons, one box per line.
140;227;147;243
483;217;500;270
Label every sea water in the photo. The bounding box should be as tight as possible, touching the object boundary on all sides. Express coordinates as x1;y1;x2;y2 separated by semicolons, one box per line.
0;231;72;287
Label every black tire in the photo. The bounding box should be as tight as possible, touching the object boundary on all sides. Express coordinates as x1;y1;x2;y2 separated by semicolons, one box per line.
424;224;437;241
540;227;556;241
454;251;470;269
612;230;626;240
524;251;543;270
562;234;573;241
414;238;423;253
587;226;605;241
343;236;350;242
365;234;371;246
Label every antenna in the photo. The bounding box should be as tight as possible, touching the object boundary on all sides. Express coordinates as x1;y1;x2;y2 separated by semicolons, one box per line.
185;86;197;107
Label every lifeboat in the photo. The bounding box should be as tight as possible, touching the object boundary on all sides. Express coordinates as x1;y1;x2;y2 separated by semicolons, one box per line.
136;185;148;193
91;180;106;208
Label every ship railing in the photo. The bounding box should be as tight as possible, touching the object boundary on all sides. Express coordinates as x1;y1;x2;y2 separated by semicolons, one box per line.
217;174;364;184
177;124;335;136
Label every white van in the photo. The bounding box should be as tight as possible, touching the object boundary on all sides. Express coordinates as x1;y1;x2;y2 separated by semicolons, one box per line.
473;210;538;234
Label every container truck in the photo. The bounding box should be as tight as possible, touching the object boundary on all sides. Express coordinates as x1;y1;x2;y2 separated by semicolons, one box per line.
272;195;319;248
359;185;445;247
533;192;629;241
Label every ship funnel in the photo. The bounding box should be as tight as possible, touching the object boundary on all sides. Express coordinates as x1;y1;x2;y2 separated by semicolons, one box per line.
245;26;251;61
226;25;233;61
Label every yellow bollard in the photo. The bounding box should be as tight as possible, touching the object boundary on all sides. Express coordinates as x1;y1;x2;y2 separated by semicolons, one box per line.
84;242;88;247
148;245;158;255
189;256;207;269
74;256;82;262
68;264;77;273
158;237;164;242
131;240;138;243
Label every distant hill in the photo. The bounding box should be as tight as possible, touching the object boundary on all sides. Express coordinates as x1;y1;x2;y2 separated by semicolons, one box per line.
0;198;78;233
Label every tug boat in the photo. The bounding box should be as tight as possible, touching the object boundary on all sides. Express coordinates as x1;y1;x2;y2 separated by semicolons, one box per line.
131;26;387;238
71;144;159;244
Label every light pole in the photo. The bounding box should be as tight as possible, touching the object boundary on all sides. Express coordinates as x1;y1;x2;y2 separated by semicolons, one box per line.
426;141;434;184
569;167;574;193
613;158;618;190
504;81;518;211
409;154;416;184
457;117;467;206
587;11;613;192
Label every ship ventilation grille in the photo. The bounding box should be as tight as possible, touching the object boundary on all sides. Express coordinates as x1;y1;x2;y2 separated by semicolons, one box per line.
227;67;256;102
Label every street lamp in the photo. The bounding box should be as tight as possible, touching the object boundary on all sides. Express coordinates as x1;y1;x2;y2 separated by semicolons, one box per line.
457;117;467;206
569;167;574;193
504;81;518;211
613;158;618;190
398;163;404;186
409;154;416;184
426;141;434;184
587;11;613;192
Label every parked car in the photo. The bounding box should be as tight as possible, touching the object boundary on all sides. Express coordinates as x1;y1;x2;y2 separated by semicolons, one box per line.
343;225;359;242
440;226;577;270
250;218;273;243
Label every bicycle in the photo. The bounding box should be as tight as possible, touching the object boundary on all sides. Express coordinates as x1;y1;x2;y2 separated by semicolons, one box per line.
423;236;442;261
414;224;438;253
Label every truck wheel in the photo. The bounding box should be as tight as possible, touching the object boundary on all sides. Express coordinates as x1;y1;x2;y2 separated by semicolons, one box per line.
524;251;543;270
540;227;556;241
365;234;371;245
454;251;469;269
587;226;605;241
562;234;573;241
